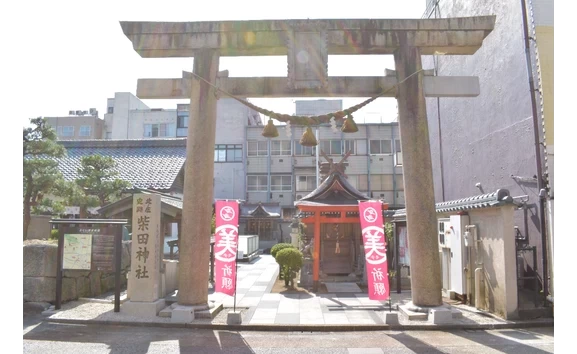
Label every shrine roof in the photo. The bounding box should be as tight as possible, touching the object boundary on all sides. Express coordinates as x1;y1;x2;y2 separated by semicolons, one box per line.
295;172;370;207
240;203;281;218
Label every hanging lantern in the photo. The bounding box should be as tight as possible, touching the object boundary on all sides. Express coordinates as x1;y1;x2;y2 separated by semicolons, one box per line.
341;114;359;133
261;119;279;138
300;126;318;147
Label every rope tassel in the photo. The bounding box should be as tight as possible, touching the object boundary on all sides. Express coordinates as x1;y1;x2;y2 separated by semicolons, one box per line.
341;114;359;133
262;119;279;138
300;127;318;147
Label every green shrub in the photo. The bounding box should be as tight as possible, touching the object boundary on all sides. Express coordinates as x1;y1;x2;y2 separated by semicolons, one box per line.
50;229;59;240
271;243;295;259
275;248;303;288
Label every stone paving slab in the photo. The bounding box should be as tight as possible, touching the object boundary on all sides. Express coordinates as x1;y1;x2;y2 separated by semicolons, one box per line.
325;283;362;293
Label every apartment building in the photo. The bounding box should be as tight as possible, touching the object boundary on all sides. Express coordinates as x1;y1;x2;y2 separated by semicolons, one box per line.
45;109;105;140
103;92;262;140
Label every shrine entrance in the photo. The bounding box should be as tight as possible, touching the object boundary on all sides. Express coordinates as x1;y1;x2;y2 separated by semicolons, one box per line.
320;223;358;276
296;170;388;291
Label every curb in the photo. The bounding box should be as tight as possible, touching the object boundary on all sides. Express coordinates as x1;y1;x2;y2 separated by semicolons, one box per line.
44;317;554;332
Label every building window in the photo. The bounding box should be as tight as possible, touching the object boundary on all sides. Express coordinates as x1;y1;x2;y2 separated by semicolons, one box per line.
144;123;176;137
60;126;74;137
271;140;291;156
79;126;91;137
177;114;188;129
247;140;268;156
395;139;402;153
247;175;268;191
271;175;292;191
294;141;315;156
370;174;395;190
297;175;317;191
369;139;392;154
214;144;242;162
320;140;342;155
107;107;114;114
344;139;356;155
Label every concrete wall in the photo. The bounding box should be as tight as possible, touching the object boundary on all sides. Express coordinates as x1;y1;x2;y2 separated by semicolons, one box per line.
295;99;342;115
128;109;176;139
26;215;51;240
46;115;105;140
423;0;546;285
213;99;250;200
438;205;518;319
108;92;151;139
531;0;554;298
23;241;131;303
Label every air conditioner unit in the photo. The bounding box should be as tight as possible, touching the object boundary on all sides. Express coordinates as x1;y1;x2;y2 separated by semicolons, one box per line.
89;108;97;115
75;110;82;115
68;110;75;115
82;111;88;115
438;219;451;248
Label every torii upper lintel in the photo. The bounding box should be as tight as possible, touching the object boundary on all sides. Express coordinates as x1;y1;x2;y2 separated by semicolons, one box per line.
120;16;496;58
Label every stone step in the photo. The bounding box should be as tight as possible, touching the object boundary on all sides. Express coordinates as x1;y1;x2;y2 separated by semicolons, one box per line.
159;305;173;318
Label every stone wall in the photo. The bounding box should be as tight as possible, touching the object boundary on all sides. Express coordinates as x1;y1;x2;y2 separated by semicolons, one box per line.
26;215;52;240
23;240;131;303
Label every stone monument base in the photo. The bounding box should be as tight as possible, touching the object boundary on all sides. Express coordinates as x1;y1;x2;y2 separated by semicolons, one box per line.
122;299;166;317
398;301;462;323
159;301;223;320
171;305;195;323
227;310;242;324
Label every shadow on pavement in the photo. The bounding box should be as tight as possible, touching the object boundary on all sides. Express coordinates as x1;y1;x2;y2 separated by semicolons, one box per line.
24;322;255;353
388;332;446;354
451;328;552;354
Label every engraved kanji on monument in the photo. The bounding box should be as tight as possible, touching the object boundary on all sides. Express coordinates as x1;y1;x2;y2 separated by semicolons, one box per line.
123;193;165;317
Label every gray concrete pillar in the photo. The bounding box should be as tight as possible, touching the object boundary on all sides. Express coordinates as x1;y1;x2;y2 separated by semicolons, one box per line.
394;45;442;307
178;49;220;306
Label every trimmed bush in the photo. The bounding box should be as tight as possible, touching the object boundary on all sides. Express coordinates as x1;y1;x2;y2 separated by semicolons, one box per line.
271;243;295;259
50;229;59;240
275;248;303;288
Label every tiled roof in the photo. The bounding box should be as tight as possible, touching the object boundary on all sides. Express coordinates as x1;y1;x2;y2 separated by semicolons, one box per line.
161;196;183;210
53;139;187;191
240;203;281;218
392;189;514;219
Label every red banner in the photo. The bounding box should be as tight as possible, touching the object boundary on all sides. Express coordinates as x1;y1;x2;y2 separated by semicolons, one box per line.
214;200;239;296
358;200;389;300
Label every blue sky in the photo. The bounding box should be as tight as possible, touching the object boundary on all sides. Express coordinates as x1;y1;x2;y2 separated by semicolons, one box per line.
8;0;426;127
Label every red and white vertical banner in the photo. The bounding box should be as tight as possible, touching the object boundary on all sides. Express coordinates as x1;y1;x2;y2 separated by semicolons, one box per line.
358;200;389;300
214;200;239;296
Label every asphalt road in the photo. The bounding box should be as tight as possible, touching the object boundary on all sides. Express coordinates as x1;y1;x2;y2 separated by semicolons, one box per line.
23;316;554;354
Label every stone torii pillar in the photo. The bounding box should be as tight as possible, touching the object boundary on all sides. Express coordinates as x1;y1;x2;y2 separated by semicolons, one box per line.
394;43;441;307
178;49;220;306
119;17;495;309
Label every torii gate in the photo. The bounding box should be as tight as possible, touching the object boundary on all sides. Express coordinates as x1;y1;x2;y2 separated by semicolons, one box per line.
120;17;495;309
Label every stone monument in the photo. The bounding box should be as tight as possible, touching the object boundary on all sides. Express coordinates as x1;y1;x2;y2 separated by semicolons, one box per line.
122;194;166;317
